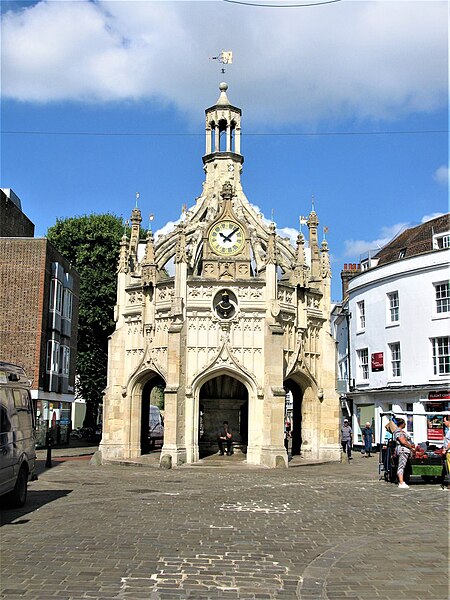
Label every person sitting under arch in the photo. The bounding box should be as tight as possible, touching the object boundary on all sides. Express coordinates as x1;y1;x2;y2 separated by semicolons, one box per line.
217;421;233;455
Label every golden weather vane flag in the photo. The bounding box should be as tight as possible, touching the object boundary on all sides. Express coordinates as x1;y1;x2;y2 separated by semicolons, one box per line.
209;50;233;74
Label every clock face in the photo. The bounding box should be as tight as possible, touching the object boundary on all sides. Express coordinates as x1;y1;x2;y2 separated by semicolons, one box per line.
209;220;245;256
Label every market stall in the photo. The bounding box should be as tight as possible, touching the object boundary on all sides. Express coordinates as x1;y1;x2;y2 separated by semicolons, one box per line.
378;411;447;485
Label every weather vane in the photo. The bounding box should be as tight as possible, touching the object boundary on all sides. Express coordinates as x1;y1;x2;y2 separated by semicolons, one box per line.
148;214;154;232
210;50;233;74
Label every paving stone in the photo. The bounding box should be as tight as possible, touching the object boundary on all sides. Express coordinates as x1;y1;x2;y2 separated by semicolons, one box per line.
0;453;447;599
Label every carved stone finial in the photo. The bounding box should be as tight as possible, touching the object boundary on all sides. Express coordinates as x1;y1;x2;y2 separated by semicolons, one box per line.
142;229;155;265
117;234;129;274
175;222;187;264
307;210;320;281
290;231;310;287
128;207;142;266
295;232;305;266
265;222;277;265
220;181;233;203
321;239;331;279
130;207;142;224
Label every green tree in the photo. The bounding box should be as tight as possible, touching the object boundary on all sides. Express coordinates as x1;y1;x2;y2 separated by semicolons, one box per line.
47;214;124;428
150;384;165;411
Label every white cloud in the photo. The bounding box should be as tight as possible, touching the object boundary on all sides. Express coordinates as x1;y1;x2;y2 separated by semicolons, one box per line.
343;221;410;258
433;166;449;185
1;0;447;124
278;227;298;247
154;219;179;240
421;212;444;223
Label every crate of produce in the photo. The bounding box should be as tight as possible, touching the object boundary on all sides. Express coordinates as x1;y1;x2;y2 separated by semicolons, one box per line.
410;449;443;477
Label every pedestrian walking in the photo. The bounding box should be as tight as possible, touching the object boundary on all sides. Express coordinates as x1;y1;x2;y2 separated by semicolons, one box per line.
362;422;373;457
341;418;353;462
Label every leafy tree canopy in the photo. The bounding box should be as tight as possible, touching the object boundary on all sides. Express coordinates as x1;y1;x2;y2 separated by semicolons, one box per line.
47;213;125;427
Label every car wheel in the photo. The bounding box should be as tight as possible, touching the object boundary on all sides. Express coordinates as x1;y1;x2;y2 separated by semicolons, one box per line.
7;467;28;508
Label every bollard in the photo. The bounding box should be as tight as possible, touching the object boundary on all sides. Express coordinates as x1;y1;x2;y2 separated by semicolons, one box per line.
45;430;53;468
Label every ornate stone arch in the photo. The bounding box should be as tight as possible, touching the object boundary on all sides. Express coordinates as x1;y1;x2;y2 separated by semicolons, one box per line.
285;368;321;459
126;367;167;458
185;359;259;463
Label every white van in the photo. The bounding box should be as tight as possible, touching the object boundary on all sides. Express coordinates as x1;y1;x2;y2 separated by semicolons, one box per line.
149;405;164;449
0;362;37;507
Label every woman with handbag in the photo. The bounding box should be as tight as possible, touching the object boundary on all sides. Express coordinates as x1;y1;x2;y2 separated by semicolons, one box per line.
393;418;415;489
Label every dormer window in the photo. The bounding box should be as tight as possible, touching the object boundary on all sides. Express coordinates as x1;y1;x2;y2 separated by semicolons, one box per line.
433;232;450;249
398;248;407;259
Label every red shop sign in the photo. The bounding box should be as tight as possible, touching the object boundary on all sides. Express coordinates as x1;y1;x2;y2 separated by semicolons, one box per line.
428;390;450;401
371;352;384;371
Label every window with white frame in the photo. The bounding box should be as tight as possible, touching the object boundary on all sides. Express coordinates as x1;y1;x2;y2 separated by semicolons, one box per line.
435;282;450;314
63;288;73;320
59;345;70;376
357;301;365;330
50;279;63;313
387;291;399;323
433;233;450;249
389;342;401;377
431;336;450;375
46;340;60;373
357;348;369;380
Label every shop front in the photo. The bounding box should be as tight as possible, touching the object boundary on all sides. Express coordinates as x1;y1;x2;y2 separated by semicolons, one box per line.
349;388;450;452
34;399;72;448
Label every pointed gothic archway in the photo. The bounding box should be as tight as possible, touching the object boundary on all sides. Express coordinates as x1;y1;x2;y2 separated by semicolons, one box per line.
198;374;248;458
140;375;166;455
284;378;303;456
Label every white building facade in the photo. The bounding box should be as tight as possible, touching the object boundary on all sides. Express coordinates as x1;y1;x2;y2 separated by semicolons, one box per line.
335;216;449;448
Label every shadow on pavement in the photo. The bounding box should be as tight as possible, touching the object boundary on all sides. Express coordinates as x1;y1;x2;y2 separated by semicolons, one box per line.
0;488;73;526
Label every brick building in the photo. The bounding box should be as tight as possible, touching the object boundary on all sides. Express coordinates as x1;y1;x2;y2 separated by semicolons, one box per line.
0;188;79;445
0;188;35;237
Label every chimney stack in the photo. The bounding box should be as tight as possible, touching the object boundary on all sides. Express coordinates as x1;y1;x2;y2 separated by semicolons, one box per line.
340;263;361;299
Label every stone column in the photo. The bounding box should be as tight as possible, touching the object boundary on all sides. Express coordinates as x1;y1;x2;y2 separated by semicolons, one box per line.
226;123;231;152
160;314;187;467
214;124;219;152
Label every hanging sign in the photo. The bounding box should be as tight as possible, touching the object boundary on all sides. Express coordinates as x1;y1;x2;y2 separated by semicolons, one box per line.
371;352;384;371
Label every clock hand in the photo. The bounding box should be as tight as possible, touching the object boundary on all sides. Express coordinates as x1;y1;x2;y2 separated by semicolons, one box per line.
220;232;233;243
223;228;240;243
221;228;240;243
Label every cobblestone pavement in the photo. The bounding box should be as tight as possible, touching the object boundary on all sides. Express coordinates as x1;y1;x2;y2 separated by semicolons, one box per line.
1;452;448;600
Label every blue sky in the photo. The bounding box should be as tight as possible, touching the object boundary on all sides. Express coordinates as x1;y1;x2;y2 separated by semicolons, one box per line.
1;0;448;301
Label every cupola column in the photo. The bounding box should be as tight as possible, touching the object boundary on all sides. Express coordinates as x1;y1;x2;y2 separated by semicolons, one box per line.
235;125;241;154
206;123;212;154
214;124;219;152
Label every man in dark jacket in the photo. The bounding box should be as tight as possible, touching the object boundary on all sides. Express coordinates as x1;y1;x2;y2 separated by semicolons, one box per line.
218;421;233;455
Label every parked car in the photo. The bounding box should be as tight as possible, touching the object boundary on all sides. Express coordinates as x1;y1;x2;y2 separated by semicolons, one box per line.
0;362;37;507
149;405;164;449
